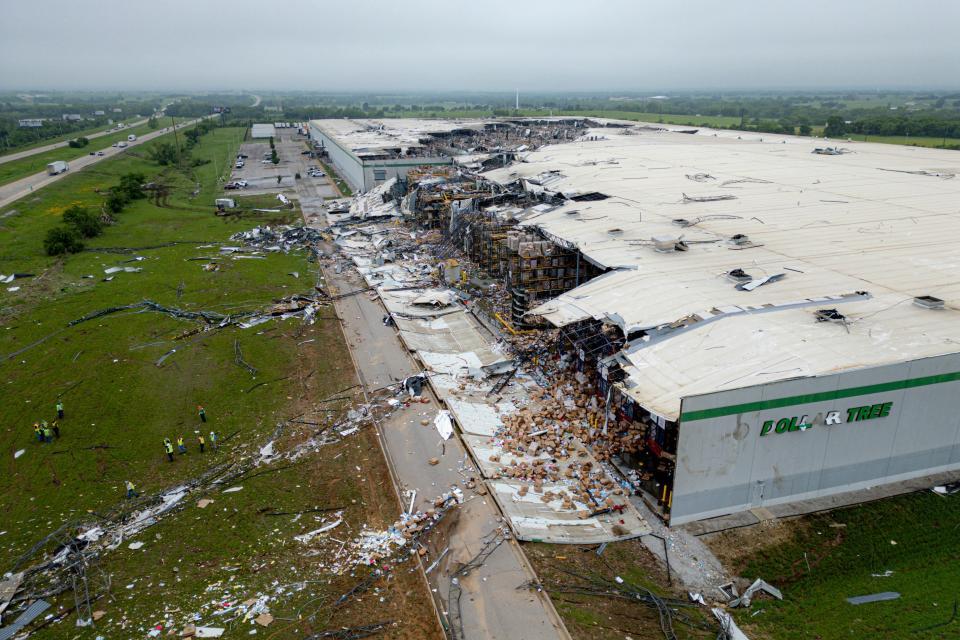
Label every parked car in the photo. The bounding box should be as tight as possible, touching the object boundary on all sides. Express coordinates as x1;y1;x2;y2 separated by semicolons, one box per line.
235;161;245;168
234;180;248;187
261;159;272;164
224;182;239;190
96;151;105;156
237;153;249;159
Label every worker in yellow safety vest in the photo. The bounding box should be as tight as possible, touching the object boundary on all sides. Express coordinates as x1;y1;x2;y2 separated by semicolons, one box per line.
164;438;174;462
125;480;140;498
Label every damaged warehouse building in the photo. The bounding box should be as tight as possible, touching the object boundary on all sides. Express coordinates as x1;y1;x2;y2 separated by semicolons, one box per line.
316;117;960;528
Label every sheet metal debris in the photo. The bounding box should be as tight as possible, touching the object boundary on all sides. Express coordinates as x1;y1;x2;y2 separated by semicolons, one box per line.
434;410;454;440
728;578;783;608
0;599;50;640
229;225;323;253
846;591;901;605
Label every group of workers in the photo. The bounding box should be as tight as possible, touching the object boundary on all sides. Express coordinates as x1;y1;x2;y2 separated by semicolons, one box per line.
29;396;221;501
32;399;64;443
164;430;218;462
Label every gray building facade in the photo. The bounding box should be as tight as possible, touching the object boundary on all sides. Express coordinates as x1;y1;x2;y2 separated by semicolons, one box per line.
308;121;451;193
670;353;960;524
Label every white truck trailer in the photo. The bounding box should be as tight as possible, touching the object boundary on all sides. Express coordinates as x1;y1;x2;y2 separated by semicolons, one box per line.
46;160;68;175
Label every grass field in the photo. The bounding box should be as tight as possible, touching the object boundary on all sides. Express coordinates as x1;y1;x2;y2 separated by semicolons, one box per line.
0;127;437;638
525;539;717;640
706;491;960;639
839;133;960;149
0;118;187;187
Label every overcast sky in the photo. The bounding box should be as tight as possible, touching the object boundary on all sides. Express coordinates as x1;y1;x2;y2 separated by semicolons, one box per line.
1;0;957;92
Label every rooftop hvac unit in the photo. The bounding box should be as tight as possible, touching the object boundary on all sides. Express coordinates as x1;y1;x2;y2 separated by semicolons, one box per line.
913;295;945;310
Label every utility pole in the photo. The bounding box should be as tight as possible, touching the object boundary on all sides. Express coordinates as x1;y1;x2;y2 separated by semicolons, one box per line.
170;116;182;167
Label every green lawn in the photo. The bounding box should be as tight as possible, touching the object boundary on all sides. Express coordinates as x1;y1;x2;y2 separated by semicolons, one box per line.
0;118;188;187
732;491;960;639
838;133;960;149
0;126;434;638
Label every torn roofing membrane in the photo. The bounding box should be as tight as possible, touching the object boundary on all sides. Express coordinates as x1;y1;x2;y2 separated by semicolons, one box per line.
483;124;960;419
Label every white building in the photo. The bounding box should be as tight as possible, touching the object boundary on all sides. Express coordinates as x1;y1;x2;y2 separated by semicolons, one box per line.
308;118;483;192
18;118;45;128
474;122;960;525
251;123;276;139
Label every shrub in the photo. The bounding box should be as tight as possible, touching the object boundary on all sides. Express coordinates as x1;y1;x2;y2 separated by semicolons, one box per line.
62;205;102;238
44;227;84;256
149;141;178;166
117;173;146;200
67;137;89;148
105;190;128;214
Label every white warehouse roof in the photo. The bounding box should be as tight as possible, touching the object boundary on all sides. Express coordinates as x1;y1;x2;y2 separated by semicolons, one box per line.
251;123;276;138
481;124;960;420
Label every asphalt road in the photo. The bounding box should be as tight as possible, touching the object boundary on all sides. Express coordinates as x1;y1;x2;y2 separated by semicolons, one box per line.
0;116;211;211
323;265;569;640
0;117;152;165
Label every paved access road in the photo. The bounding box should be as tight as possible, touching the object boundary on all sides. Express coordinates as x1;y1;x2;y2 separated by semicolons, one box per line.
322;264;570;640
0;116;211;211
0;117;152;165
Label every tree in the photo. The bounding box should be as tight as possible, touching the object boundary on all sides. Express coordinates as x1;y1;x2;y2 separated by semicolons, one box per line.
44;227;84;256
62;205;102;238
148;116;159;129
271;149;279;164
149;141;178;166
824;115;847;138
105;190;128;214
117;173;146;200
798;124;812;136
67;137;89;148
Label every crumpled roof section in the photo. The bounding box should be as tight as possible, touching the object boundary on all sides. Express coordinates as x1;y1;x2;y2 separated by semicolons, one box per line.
483;124;960;418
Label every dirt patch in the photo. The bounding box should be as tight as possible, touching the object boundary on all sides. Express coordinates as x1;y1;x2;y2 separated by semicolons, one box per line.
702;517;813;577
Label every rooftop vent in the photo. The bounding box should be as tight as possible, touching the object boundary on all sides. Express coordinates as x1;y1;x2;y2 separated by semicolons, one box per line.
726;268;752;283
815;308;847;323
730;233;751;246
608;228;624;236
913;295;945;310
652;235;688;252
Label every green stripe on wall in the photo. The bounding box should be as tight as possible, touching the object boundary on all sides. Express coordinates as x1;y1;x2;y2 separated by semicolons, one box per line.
681;371;960;422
